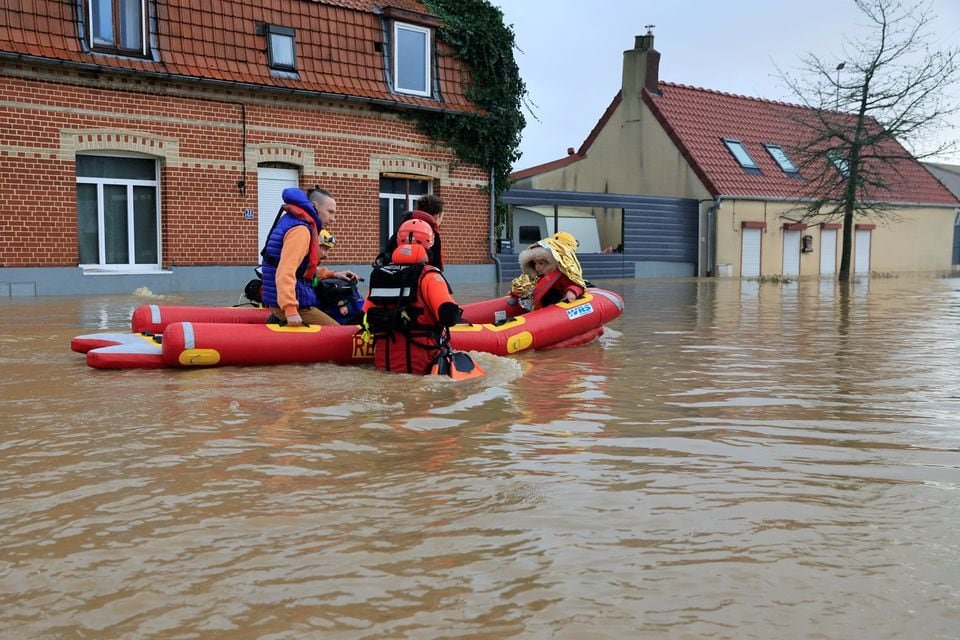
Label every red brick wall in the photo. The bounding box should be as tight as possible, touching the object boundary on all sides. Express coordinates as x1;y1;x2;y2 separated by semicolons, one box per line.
0;69;491;268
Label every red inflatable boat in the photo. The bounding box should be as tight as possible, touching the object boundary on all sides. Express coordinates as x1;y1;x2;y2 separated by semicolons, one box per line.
72;289;624;369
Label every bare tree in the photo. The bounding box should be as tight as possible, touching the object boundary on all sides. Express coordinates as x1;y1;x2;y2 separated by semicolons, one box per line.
778;0;959;281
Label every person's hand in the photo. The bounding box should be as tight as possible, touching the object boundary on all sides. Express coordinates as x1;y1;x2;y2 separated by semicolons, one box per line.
285;312;303;327
335;270;359;281
563;290;578;303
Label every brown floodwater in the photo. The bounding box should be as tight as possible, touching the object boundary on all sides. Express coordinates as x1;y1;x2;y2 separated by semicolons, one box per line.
1;276;960;639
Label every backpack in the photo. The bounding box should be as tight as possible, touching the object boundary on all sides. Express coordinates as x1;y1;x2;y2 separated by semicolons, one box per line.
364;263;434;337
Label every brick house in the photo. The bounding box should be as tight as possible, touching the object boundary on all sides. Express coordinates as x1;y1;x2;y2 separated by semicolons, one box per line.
0;0;494;297
510;34;960;279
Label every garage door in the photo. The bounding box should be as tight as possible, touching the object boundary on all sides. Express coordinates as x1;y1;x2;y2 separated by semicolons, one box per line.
820;228;837;276
257;167;300;259
741;227;762;277
783;229;801;276
854;228;872;274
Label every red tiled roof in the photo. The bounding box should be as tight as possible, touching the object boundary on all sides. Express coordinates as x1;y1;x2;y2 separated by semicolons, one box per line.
0;0;477;113
645;82;958;206
513;79;958;207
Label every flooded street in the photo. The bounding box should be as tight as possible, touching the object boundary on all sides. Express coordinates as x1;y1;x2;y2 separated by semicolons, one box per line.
2;276;960;639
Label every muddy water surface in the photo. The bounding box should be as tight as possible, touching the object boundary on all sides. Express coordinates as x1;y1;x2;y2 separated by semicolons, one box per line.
1;276;959;639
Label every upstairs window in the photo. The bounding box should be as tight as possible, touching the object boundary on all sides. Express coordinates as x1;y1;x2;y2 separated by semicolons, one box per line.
87;0;147;56
764;144;800;176
267;25;296;71
722;138;761;174
828;150;851;177
394;22;431;96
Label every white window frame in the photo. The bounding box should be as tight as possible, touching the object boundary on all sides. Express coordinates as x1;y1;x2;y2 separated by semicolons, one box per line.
87;0;148;56
378;177;431;249
379;188;422;233
393;22;432;97
77;153;161;273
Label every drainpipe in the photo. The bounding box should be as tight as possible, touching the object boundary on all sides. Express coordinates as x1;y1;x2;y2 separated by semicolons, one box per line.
701;196;722;276
489;168;502;283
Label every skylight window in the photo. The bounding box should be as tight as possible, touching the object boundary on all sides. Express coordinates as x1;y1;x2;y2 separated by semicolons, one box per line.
827;150;850;177
722;139;760;173
764;144;799;175
267;25;296;71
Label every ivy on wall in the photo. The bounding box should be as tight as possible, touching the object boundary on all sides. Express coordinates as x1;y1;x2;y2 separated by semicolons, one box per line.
413;0;527;209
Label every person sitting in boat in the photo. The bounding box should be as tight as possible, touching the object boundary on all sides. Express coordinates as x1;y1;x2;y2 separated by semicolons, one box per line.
260;187;359;327
362;218;463;374
242;229;361;324
374;194;445;270
313;229;364;325
510;231;586;311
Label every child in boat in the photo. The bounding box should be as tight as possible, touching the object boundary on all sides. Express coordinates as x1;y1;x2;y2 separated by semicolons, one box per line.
313;229;364;324
510;231;586;311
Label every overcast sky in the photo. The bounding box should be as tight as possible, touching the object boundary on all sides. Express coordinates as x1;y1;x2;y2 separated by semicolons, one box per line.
492;0;960;171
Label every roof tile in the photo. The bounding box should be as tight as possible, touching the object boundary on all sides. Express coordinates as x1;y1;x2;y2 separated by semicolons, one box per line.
645;82;958;206
2;0;476;113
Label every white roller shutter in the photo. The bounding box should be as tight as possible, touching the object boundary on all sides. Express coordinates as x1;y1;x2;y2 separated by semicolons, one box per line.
741;227;762;277
820;228;837;276
782;229;801;276
854;228;872;274
257;167;300;258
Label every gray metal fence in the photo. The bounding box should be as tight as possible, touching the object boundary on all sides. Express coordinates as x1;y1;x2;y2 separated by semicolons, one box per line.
498;188;699;282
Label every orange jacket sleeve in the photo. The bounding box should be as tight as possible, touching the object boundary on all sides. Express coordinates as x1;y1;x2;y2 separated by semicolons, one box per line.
276;226;311;318
419;270;457;322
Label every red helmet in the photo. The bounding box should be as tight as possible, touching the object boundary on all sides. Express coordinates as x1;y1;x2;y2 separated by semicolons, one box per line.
396;218;435;249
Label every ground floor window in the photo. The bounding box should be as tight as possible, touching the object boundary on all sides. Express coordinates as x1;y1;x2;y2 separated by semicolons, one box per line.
379;176;430;250
77;154;159;270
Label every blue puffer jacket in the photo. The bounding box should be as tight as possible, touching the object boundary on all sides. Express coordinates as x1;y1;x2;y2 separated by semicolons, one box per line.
260;189;323;309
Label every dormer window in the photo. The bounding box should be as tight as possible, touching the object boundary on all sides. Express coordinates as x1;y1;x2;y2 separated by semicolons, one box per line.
86;0;148;56
764;144;800;176
393;22;431;96
723;138;761;175
267;25;296;71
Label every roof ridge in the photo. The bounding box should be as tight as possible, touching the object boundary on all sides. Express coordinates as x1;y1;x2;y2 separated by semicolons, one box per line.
657;81;811;111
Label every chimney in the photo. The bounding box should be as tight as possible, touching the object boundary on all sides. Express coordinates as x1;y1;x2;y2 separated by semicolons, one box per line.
623;26;660;97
